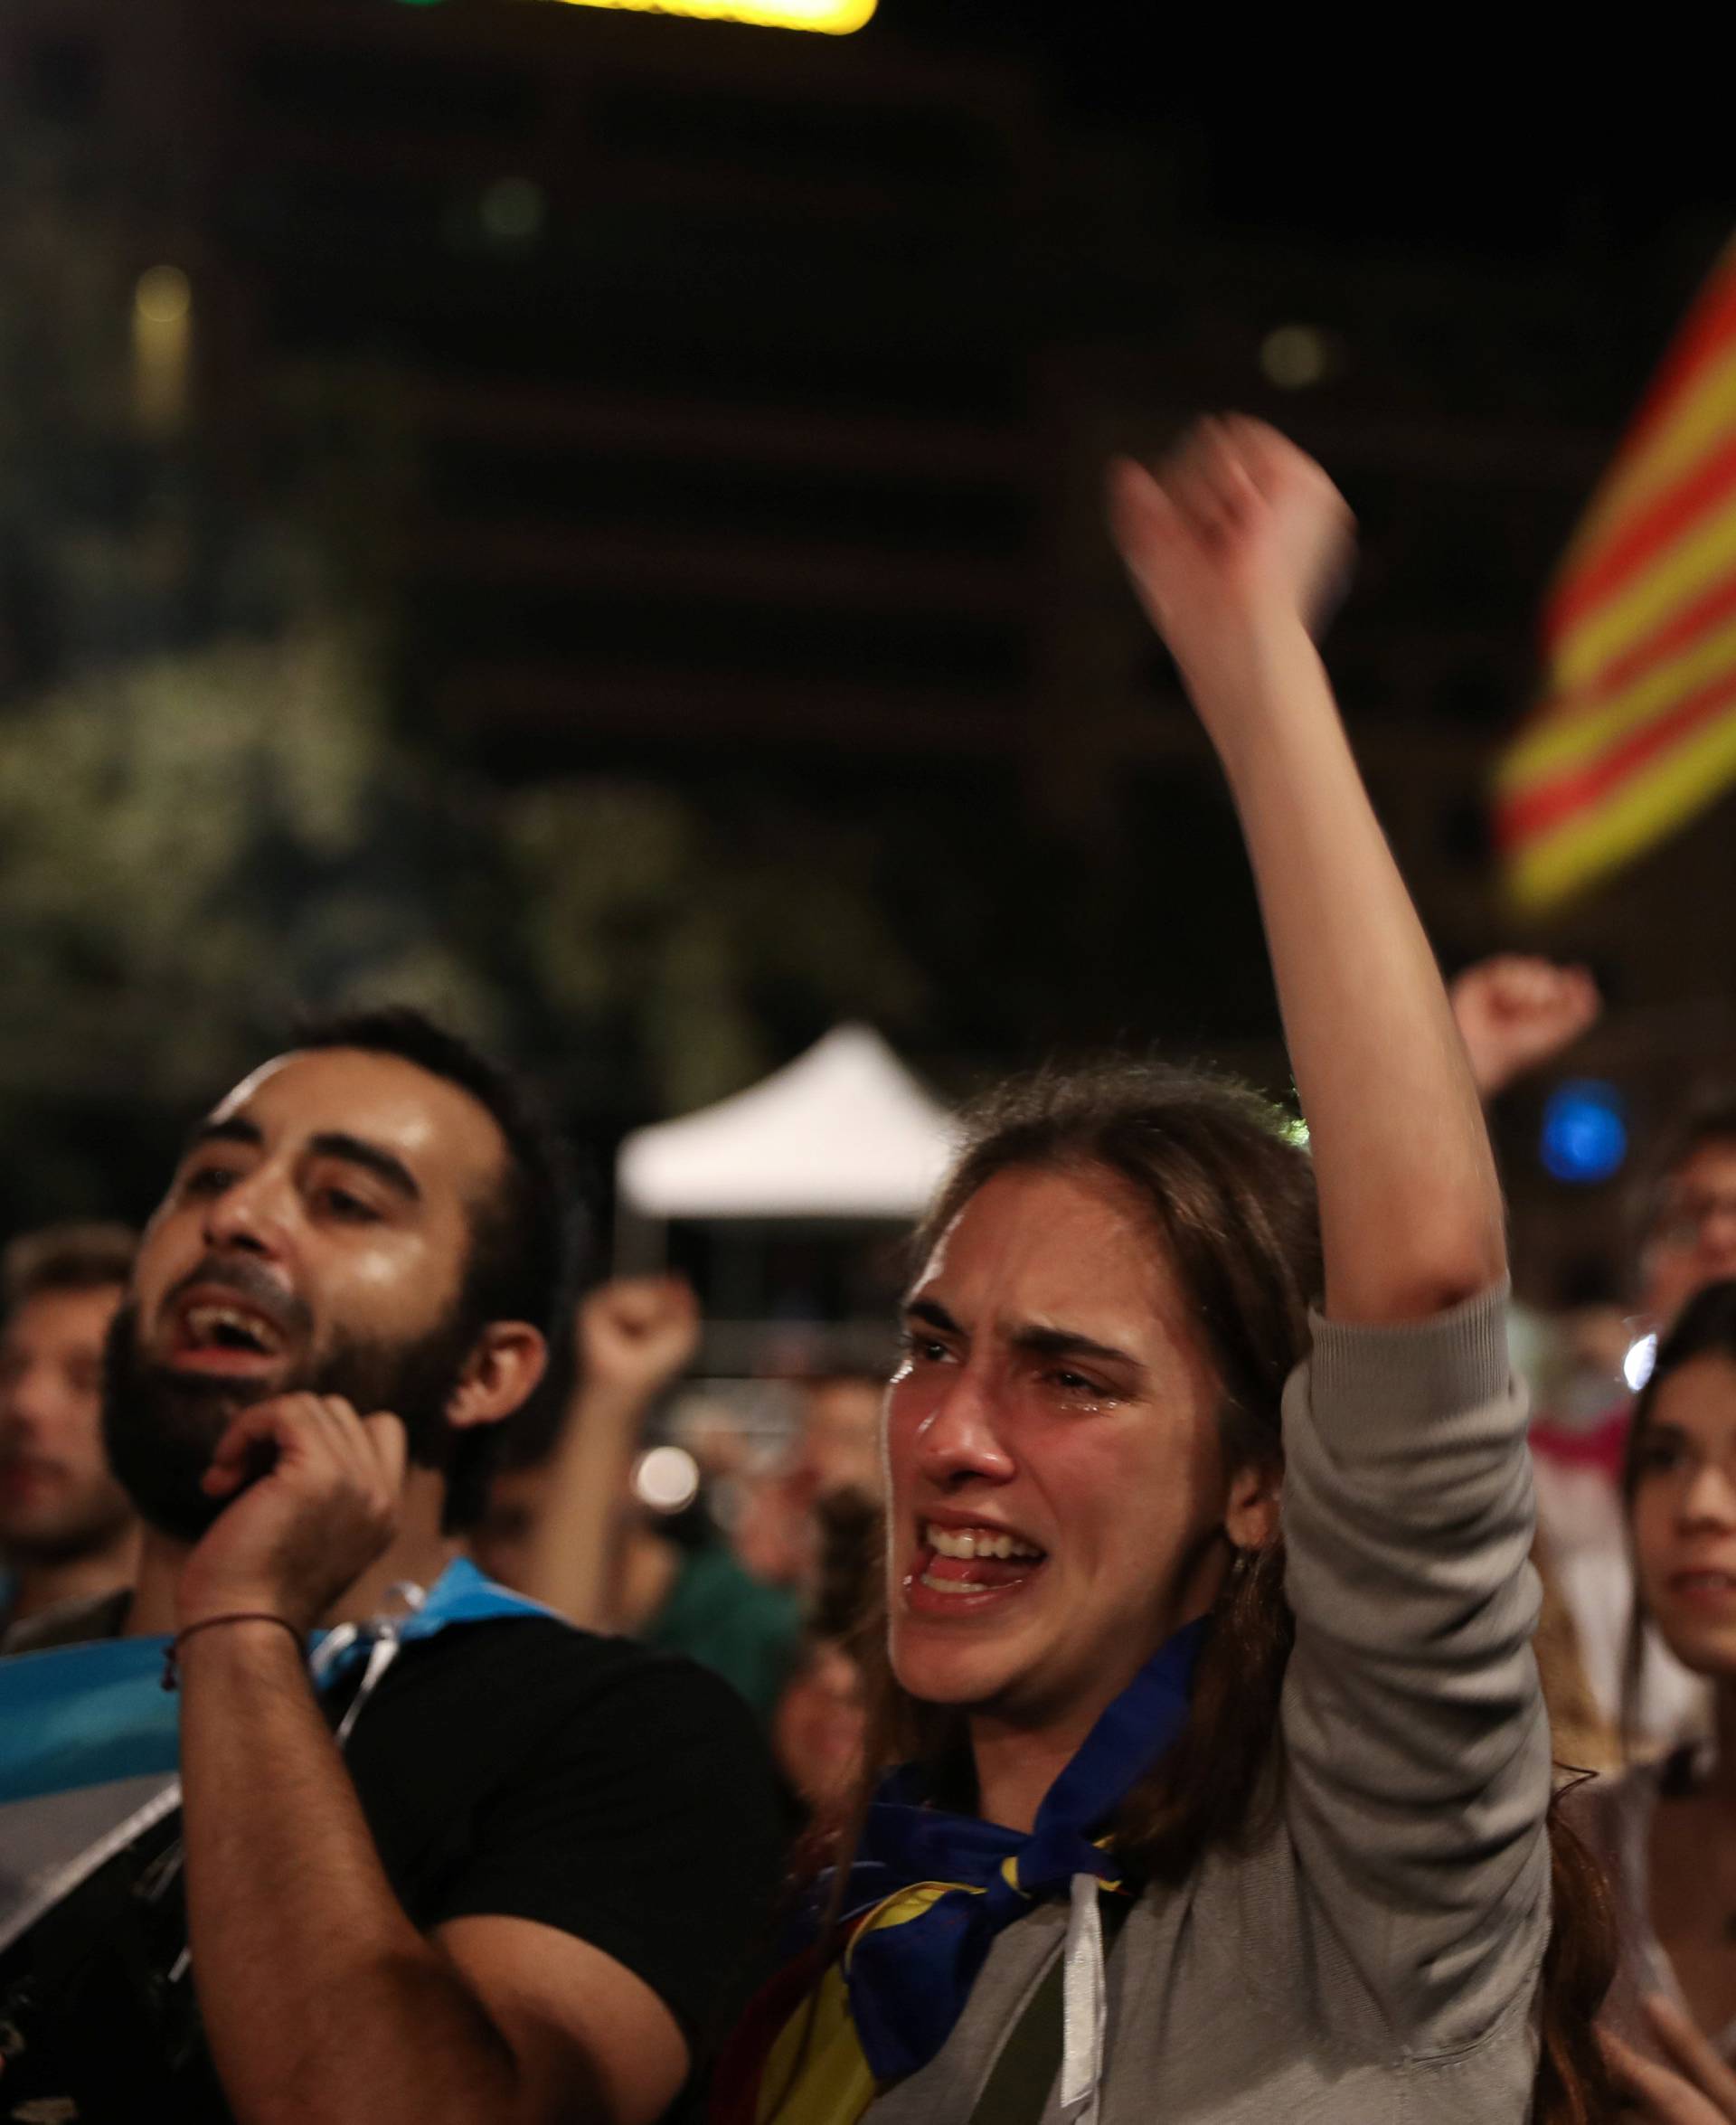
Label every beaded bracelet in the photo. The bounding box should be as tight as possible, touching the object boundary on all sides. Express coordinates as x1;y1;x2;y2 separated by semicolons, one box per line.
161;1611;304;1691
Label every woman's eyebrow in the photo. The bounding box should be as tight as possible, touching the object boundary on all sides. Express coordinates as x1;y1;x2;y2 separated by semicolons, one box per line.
1012;1323;1146;1376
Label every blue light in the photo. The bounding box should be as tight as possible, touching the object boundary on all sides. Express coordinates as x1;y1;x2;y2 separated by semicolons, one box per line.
1541;1080;1628;1185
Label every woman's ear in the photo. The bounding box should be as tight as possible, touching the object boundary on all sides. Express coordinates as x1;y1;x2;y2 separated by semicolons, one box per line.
1224;1456;1282;1551
446;1322;549;1433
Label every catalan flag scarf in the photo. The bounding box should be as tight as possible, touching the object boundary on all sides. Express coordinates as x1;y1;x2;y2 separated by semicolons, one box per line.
719;1617;1205;2125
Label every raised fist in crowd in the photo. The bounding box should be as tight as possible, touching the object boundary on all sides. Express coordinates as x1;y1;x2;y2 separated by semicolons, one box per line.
1448;954;1602;1099
578;1274;702;1407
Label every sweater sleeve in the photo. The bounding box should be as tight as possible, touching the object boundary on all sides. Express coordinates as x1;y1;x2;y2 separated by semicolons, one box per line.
1278;1280;1552;2055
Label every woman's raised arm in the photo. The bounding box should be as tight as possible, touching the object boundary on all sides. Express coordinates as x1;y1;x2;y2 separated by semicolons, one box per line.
1110;418;1505;1325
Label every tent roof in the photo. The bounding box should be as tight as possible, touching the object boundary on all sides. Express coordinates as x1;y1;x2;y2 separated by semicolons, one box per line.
616;1024;955;1221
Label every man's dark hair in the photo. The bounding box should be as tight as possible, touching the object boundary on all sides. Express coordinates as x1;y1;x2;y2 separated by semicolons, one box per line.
1627;1092;1736;1268
3;1222;137;1314
292;1008;586;1526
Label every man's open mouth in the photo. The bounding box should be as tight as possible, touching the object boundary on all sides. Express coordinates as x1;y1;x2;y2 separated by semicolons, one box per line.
909;1519;1049;1603
165;1290;294;1375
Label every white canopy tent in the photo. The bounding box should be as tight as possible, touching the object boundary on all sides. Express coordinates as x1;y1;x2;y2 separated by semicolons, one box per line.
615;1026;955;1376
616;1022;954;1224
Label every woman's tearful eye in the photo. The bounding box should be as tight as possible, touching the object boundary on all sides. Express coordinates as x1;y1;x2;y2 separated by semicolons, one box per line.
1045;1368;1118;1409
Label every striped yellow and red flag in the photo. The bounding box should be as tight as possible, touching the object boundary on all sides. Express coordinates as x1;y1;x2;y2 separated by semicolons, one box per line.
1495;237;1736;910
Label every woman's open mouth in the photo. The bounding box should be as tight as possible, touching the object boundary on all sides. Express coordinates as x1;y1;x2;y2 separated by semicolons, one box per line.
905;1520;1049;1613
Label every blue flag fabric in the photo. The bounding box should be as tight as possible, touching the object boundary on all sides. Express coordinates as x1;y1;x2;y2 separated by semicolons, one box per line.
0;1557;552;1952
0;1554;548;1805
835;1617;1207;2083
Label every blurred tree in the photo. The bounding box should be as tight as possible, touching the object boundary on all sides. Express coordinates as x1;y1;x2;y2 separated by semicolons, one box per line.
505;778;926;1117
0;627;506;1195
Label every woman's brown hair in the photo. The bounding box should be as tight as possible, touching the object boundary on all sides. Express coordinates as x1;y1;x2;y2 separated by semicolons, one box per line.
809;1060;1616;2120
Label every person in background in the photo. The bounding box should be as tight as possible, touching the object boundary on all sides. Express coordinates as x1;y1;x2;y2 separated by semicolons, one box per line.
1445;955;1734;1765
469;1274;705;1619
731;1374;884;1596
0;1220;139;1650
0;1009;780;2125
1448;954;1633;1766
476;1273;805;1724
769;1488;876;1838
1489;1156;1736;2125
1638;1103;1736;1338
1570;1281;1736;2119
1536;1091;1736;1759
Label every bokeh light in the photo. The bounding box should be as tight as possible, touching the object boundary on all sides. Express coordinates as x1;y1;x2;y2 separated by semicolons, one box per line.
134;265;192;326
1260;324;1340;390
1623;1332;1657;1393
480;177;546;247
634;1445;702;1515
1541;1080;1628;1185
539;0;876;29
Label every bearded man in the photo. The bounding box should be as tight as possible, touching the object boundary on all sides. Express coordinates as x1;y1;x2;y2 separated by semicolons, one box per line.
0;1010;780;2125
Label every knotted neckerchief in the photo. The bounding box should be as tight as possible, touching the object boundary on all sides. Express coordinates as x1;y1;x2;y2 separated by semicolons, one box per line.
838;1616;1204;2090
717;1617;1206;2125
0;1555;553;1956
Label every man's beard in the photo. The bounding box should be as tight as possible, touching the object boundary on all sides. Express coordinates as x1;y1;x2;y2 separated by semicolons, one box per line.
101;1294;481;1544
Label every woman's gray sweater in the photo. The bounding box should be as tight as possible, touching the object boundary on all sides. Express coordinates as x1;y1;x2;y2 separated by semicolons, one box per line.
867;1285;1551;2123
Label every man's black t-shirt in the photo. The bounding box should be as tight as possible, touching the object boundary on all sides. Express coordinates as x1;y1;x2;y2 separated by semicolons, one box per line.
0;1618;785;2122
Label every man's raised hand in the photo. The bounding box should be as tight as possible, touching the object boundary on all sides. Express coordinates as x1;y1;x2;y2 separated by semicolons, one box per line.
1448;953;1602;1098
178;1393;405;1635
1109;416;1354;715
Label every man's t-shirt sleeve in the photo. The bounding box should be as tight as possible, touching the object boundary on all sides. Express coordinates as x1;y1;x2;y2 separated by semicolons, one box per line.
424;1649;786;2054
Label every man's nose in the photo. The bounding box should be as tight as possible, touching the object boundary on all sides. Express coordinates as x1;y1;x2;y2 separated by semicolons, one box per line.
202;1165;293;1256
913;1370;1015;1485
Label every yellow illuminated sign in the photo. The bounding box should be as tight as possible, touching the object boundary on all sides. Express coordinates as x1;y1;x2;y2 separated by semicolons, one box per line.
534;0;875;30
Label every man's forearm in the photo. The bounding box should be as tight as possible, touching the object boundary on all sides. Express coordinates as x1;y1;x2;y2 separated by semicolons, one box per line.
178;1621;531;2125
521;1382;648;1629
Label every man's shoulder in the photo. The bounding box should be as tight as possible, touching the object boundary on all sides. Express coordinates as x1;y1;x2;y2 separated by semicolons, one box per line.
0;1589;132;1657
350;1611;783;1970
379;1610;765;1749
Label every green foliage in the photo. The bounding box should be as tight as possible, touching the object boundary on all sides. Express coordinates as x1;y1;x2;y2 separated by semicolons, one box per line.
505;778;925;1115
0;628;503;1113
0;620;929;1208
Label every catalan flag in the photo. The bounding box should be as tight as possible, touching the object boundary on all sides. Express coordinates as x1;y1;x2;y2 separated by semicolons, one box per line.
1495;237;1736;910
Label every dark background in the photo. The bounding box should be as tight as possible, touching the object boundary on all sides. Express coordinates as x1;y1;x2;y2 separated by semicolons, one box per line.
0;0;1731;1305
